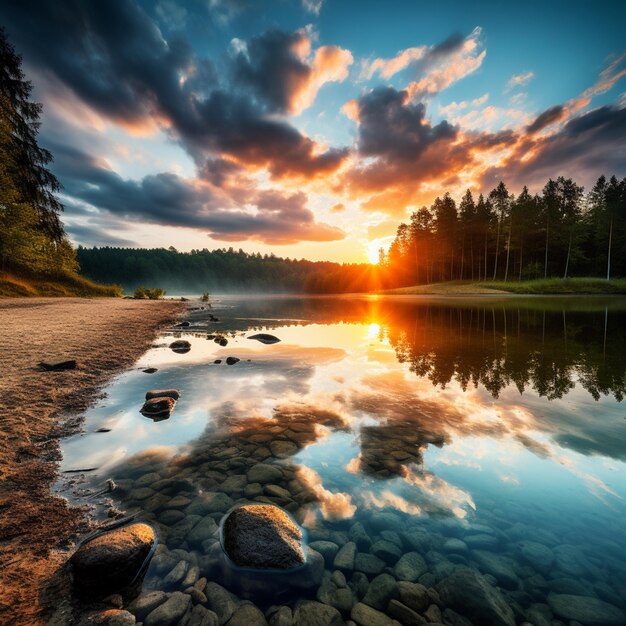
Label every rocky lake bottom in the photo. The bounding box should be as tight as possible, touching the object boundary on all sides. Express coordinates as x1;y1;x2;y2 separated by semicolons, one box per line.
57;296;626;626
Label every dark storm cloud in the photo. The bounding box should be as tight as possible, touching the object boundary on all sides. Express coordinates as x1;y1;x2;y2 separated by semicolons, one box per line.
232;28;311;113
50;144;345;244
2;0;347;179
65;222;135;247
357;87;457;161
526;104;566;134
481;105;626;189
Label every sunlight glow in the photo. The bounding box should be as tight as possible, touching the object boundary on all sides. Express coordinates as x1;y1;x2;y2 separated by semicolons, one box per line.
367;242;380;264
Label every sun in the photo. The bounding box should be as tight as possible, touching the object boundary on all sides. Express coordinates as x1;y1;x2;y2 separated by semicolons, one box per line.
367;242;380;264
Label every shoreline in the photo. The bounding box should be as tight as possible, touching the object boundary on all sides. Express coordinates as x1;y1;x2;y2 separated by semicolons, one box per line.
0;298;184;624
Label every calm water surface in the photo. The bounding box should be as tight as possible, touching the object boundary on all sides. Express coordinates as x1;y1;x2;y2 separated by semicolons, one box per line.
59;295;626;625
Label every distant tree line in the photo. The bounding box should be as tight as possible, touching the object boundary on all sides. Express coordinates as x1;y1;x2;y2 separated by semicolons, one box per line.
0;28;77;277
76;246;378;293
380;176;626;286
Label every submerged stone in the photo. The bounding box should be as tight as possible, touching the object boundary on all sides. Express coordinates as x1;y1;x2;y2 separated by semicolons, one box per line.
140;396;176;420
547;593;625;625
169;340;191;353
70;523;156;597
221;503;305;569
145;389;180;401
247;333;281;344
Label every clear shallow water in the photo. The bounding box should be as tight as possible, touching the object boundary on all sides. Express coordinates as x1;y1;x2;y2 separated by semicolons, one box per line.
59;295;626;625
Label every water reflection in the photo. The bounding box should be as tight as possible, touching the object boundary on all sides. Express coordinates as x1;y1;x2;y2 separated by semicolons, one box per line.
59;296;626;626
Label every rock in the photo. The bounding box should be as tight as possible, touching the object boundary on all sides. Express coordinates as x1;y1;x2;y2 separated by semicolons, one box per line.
221;475;248;493
268;606;293;626
393;552;428;582
205;582;238;625
334;541;357;572
204;492;234;513
464;534;498;550
397;582;430;614
226;357;240;365
143;368;158;374
351;602;398;626
547;577;593;596
518;541;553;572
293;600;343;626
163;559;189;586
309;541;340;565
436;568;515;626
140;396;176;419
144;592;192;626
248;464;283;484
317;577;353;612
128;591;167;620
362;573;398;611
222;504;305;569
145;389;180;401
169;340;191;353
547;593;625;625
387;600;426;626
77;609;136;625
355;553;385;576
370;540;402;564
71;523;156;597
471;550;518;589
39;359;77;371
248;334;281;344
188;605;219;626
553;544;590;577
443;539;468;554
269;440;298;458
226;604;268;625
265;484;291;499
187;517;218;549
349;523;373;550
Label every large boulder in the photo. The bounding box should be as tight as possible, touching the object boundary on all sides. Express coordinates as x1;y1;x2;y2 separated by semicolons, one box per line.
71;523;156;597
140;396;176;421
169;340;191;353
436;567;515;626
145;389;180;401
221;504;305;569
547;593;625;625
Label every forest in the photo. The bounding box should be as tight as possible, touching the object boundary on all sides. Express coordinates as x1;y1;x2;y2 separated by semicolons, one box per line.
380;176;626;287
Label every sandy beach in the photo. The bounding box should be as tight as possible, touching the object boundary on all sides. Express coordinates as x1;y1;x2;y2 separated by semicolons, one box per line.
0;298;183;625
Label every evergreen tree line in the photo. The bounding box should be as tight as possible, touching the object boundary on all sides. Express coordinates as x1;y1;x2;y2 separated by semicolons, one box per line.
76;246;378;294
0;28;76;277
380;176;626;286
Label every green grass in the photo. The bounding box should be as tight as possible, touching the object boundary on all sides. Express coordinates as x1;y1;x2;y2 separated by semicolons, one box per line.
0;271;123;297
484;277;626;295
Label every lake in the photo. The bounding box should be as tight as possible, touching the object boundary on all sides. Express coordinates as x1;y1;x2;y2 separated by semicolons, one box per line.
59;295;626;626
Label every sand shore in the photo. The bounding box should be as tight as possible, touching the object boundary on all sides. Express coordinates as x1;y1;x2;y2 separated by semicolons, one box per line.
0;298;183;625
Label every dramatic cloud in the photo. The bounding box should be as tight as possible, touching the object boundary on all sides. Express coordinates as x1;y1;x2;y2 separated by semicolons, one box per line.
232;28;353;114
526;105;566;134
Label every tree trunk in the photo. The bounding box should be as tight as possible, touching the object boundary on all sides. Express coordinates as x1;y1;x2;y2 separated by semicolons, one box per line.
607;216;613;280
518;235;524;281
484;231;488;281
564;231;572;278
544;215;550;279
504;217;512;282
493;213;501;280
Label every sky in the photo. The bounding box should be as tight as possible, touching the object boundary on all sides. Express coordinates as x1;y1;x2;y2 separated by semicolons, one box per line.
2;0;626;263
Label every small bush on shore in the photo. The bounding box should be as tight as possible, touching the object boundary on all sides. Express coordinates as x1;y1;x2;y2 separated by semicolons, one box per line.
134;286;166;299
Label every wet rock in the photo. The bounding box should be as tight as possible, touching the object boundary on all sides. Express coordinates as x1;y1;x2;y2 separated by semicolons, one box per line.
334;541;357;572
547;593;625;625
187;516;219;549
188;605;219;626
77;609;136;625
269;440;299;458
205;492;234;513
436;567;515;626
140;397;176;420
471;550;518;589
369;512;402;532
221;475;248;493
553;544;590;577
222;503;305;569
403;529;430;553
226;357;240;365
226;604;268;625
464;534;498;550
518;541;553;572
267;606;293;626
265;484;291;499
39;359;77;371
143;368;158;374
387;599;426;625
317;577;354;612
370;540;402;564
397;582;430;614
248;463;283;484
355;553;385;576
349;523;373;551
163;559;189;587
394;552;428;582
309;541;340;566
71;523;156;597
128;591;167;620
351;602;398;625
547;577;594;596
293;600;343;626
145;389;180;401
144;591;191;626
362;573;398;611
248;333;281;344
443;539;468;554
205;582;238;625
169;340;191;353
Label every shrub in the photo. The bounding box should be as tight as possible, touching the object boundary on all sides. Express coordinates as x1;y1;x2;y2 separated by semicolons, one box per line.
134;286;166;299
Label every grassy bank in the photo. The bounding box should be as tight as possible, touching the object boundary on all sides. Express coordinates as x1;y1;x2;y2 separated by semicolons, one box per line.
0;271;123;297
380;278;626;295
484;277;626;294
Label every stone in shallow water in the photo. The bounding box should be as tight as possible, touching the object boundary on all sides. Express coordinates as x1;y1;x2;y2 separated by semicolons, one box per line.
362;573;399;611
394;552;428;582
248;333;281;344
226;604;268;625
293;600;343;626
547;593;625;625
518;540;553;572
71;522;156;598
333;541;357;572
221;503;305;569
351;602;398;625
140;396;176;420
247;463;283;484
169;340;191;353
436;567;515;626
144;591;191;626
471;550;518;589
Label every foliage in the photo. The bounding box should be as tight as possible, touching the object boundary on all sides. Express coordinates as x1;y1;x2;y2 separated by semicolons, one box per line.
201;292;210;303
0;270;122;297
486;278;626;294
134;286;166;300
